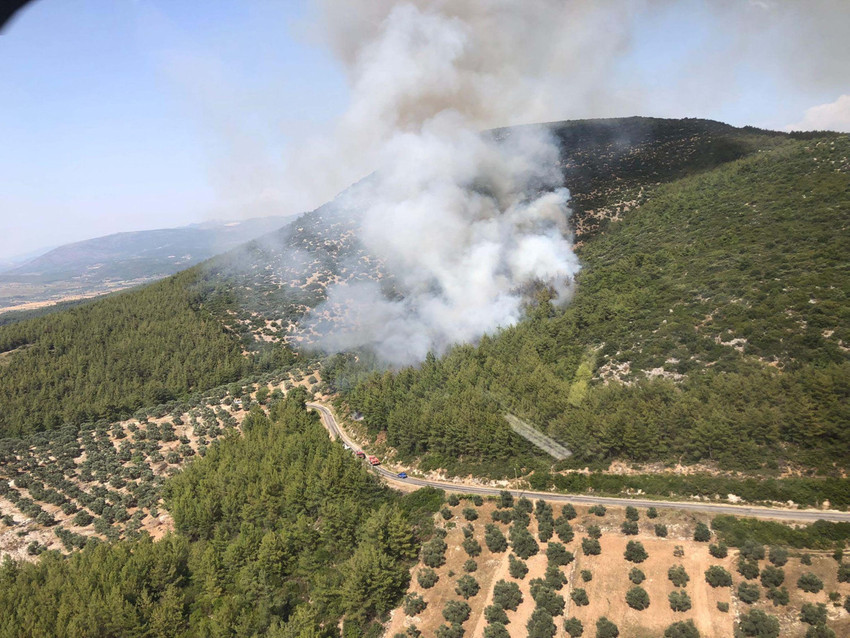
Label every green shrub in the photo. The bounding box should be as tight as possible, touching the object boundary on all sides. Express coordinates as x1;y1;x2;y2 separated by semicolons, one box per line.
766;586;789;606
800;603;828;626
508;554;528;579
668;590;692;612
580;569;592;582
804;625;836;638
760;565;785;588
694;522;711;542
422;537;448;568
570;588;589;606
564;617;583;637
768;546;788;566
455;575;480;599
647;507;658;519
664;620;699;638
403;594;427;616
581;537;601;556
668;564;689;587
595;617;619;638
462;507;478;522
629;567;645;584
709;543;728;558
483;624;508;638
621;520;639;535
625;506;639;521
624;540;648;563
626;586;650;611
655;523;668;537
442;600;471;625
527;609;556;638
586;524;602;539
736;610;779;638
417;568;438;589
484;605;508;625
705;565;733;587
739;540;766;561
797;572;824;593
463;559;477;573
462;536;481;558
737;558;760;580
717;601;729;612
492;580;522;611
435;621;461;638
530;583;565;617
738;582;760;604
546;542;572;566
510;525;538;559
554;519;574;543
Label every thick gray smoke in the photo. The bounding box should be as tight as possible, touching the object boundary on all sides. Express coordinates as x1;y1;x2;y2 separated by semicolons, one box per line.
300;2;584;364
315;119;579;364
295;0;850;364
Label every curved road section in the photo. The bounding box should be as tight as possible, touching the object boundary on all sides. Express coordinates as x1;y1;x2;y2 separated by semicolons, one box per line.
308;403;850;523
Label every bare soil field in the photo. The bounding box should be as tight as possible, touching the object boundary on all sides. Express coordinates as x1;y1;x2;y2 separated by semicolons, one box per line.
389;500;850;638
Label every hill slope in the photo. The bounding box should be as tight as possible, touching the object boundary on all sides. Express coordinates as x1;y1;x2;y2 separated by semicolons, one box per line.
196;117;786;350
337;134;850;475
0;117;814;441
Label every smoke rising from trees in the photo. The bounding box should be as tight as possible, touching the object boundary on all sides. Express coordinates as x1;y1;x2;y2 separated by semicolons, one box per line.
301;2;584;364
291;0;850;364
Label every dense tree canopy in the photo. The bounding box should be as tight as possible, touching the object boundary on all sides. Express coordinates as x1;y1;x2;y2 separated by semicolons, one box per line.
0;269;294;436
334;137;850;476
0;392;420;636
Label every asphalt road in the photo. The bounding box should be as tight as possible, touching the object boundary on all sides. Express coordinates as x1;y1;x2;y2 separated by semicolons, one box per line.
308;402;850;523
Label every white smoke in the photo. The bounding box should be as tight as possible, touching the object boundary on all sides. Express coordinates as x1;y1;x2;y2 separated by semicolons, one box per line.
301;2;582;365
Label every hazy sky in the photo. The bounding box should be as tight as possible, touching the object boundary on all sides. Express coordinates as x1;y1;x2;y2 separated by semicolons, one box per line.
1;0;848;259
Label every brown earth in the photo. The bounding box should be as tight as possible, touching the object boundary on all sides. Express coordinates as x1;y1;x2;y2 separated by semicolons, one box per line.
387;502;850;638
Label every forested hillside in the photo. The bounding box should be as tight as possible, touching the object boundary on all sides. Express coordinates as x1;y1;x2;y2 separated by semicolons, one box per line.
195;118;786;351
0;268;293;436
337;135;850;475
0;117;820;444
0;390;431;636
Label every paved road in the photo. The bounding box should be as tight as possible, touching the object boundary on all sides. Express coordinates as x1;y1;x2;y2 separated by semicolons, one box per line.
308;402;850;523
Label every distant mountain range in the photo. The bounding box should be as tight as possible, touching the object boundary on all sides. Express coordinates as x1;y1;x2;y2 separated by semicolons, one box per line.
0;215;295;312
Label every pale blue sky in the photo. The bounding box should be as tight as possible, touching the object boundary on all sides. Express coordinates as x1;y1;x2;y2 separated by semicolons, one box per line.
1;0;847;258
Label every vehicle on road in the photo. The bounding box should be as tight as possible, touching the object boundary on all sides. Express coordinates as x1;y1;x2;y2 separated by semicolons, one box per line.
343;444;350;450
398;472;408;479
367;455;381;466
355;451;366;459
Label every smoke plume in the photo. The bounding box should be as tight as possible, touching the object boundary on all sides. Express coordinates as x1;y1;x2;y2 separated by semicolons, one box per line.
301;2;585;364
